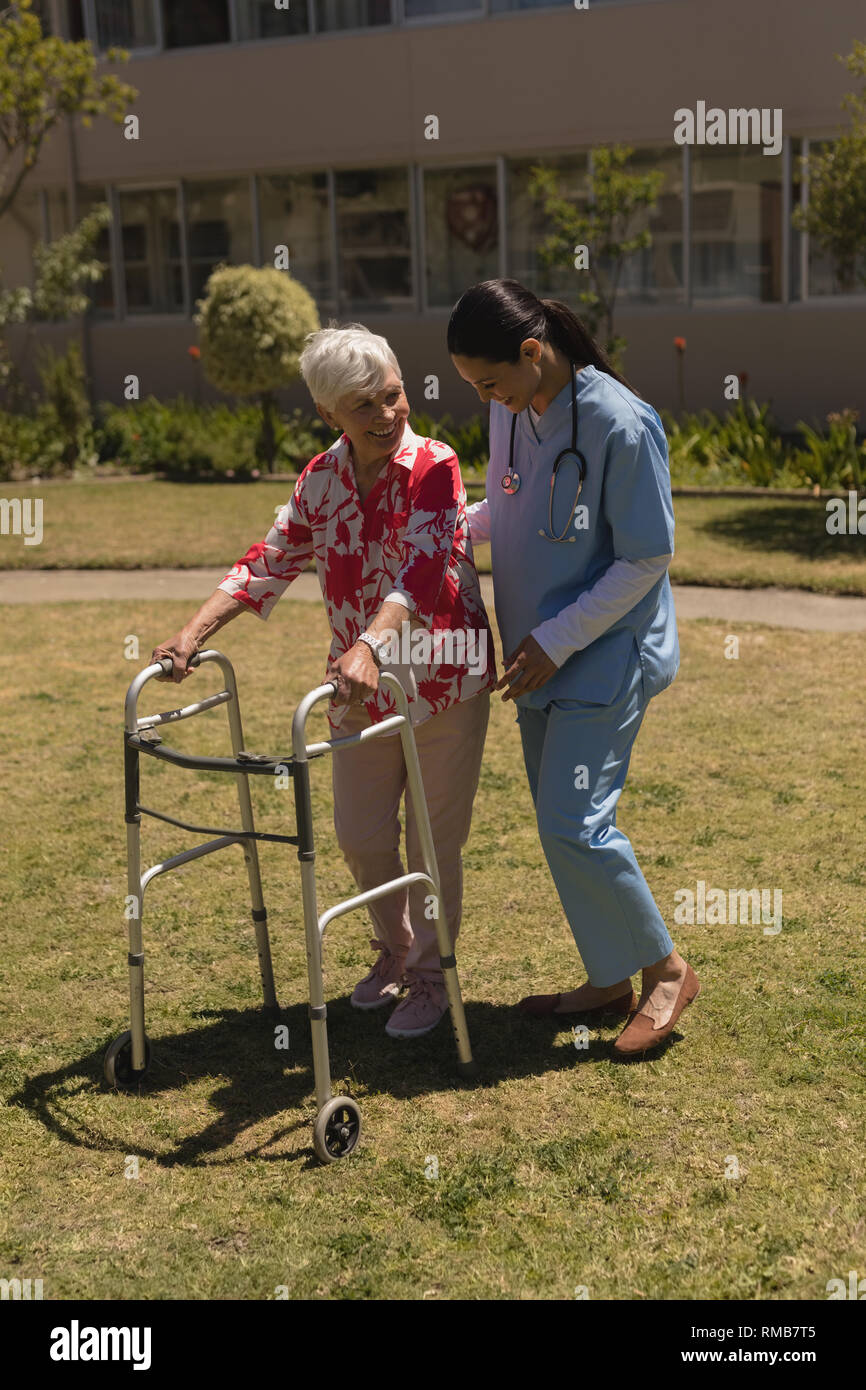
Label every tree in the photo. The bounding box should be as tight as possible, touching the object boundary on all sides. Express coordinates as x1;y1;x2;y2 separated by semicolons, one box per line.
194;265;321;470
793;41;866;292
0;203;112;401
0;0;135;417
0;0;137;222
529;146;664;368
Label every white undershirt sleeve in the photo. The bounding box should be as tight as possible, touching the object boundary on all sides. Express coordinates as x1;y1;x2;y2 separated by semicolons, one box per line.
531;553;672;667
465;497;491;546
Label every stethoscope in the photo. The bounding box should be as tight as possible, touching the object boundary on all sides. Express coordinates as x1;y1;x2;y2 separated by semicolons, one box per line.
500;361;587;544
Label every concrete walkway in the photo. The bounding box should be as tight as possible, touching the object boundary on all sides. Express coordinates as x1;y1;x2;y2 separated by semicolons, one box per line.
1;568;866;632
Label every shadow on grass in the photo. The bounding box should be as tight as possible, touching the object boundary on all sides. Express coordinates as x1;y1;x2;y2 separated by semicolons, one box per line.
695;502;862;561
8;997;686;1168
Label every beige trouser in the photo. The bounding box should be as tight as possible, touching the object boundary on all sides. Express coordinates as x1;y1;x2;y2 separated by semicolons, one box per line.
331;691;490;980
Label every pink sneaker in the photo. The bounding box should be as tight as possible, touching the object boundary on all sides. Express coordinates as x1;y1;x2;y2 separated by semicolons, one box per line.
351;939;407;1011
385;976;449;1039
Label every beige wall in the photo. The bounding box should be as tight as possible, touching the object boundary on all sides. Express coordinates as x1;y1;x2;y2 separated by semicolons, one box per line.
6;0;866;428
61;301;861;429
31;0;864;184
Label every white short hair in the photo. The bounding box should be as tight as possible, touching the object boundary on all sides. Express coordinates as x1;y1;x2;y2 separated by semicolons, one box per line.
299;322;402;413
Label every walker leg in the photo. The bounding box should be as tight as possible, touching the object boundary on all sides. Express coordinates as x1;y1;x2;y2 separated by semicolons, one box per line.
123;737;149;1075
241;833;279;1014
127;817;148;1072
294;762;333;1112
400;720;477;1078
224;673;279;1012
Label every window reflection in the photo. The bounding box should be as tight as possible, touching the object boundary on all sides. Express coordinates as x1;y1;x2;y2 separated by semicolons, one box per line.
236;0;309;38
335;169;412;309
184;179;254;305
93;0;157;48
691;147;784;302
404;0;481;17
805;140;866;297
508;154;587;298
259;173;332;305
424;166;498;308
118;188;184;314
77;186;115;315
315;0;391;32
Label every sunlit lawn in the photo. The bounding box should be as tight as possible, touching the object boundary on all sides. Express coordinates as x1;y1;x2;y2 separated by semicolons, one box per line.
0;599;864;1299
2;480;865;595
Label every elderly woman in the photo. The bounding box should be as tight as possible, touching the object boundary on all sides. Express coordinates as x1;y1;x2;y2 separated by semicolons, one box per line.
152;324;494;1039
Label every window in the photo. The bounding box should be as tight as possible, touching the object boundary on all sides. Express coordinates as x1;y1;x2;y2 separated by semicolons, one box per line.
423;165;498;308
507;153;587;298
63;2;86;41
28;0;50;32
314;0;391;31
77;186;115;314
803;139;866;297
92;0;157;48
690;147;784;303
162;0;230;48
184;179;253;305
118;188;184;314
790;136;803;301
235;0;309;38
335;168;412;310
614;146;684;306
490;0;570;9
405;0;481;16
258;173;331;305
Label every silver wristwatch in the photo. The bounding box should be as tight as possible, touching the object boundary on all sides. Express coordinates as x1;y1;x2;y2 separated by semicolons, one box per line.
357;632;385;667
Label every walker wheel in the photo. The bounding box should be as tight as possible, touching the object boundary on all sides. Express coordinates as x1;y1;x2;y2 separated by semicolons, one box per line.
313;1096;362;1164
103;1030;151;1089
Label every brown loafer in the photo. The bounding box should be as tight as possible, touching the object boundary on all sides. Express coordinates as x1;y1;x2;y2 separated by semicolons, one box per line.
517;988;638;1019
613;964;701;1057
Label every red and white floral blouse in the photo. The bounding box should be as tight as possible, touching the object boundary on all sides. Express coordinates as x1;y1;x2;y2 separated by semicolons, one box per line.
218;424;496;731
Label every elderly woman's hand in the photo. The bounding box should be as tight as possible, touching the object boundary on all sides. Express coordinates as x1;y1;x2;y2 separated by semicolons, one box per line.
327;642;379;706
151;631;199;684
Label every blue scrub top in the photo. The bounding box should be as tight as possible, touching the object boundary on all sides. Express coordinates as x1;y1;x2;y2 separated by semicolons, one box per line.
486;364;679;707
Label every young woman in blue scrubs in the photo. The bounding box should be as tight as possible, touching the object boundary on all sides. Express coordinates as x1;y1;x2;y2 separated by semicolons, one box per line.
448;279;700;1057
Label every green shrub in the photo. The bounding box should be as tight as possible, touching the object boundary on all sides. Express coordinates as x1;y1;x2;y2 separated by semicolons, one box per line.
34;341;97;473
95;396;334;478
97;396;258;478
409;410;489;476
792;410;865;491
0;406;66;479
662;399;827;490
273;407;332;470
194;264;320;467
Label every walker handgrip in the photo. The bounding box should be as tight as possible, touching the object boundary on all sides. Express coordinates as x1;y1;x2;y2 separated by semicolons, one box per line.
157;652;201;676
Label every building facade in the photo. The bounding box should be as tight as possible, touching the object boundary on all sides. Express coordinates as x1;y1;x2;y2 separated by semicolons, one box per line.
3;0;866;424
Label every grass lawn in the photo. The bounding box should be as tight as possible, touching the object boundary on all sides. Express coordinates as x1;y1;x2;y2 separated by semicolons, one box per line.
0;599;864;1300
3;480;866;595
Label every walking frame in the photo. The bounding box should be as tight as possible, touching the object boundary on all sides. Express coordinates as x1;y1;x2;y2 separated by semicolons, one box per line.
108;649;477;1163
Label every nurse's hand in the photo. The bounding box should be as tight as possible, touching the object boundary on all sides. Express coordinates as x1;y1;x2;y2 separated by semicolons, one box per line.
497;635;558;701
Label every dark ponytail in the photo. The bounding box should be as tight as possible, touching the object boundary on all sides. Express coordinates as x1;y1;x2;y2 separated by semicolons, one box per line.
447;278;639;396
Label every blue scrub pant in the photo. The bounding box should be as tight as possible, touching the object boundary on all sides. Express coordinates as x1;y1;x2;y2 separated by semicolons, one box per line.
515;657;674;987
